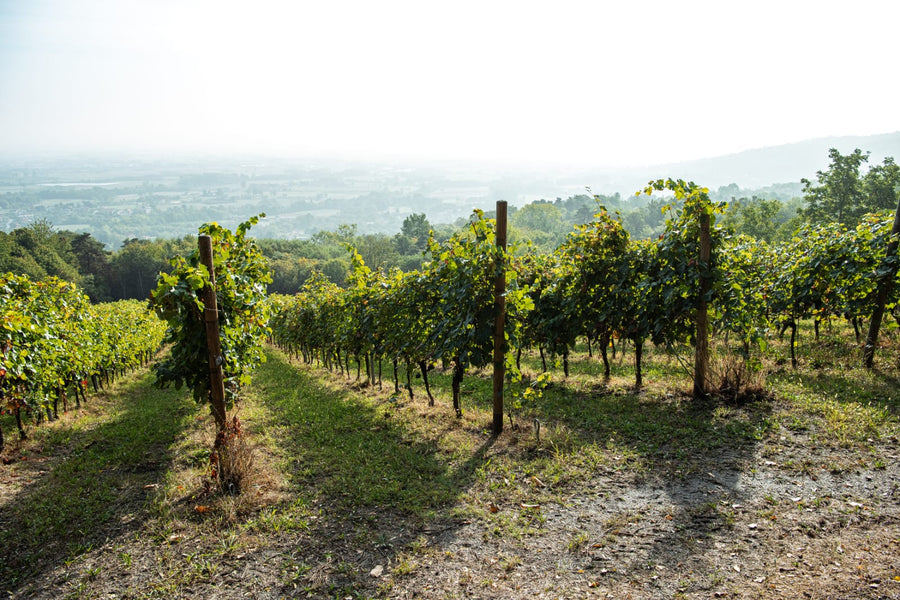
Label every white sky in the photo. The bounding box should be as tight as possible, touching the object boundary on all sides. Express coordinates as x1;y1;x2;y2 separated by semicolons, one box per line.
1;0;898;167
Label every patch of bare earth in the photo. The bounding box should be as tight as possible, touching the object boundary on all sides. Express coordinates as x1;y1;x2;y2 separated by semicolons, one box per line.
5;418;898;600
389;442;900;600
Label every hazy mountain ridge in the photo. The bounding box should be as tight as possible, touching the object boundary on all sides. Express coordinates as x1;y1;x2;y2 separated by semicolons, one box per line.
580;131;900;193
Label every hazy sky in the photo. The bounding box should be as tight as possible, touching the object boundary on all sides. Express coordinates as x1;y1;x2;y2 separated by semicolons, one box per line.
1;0;898;166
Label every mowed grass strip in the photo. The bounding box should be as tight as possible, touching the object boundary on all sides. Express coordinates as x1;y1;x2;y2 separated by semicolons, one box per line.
251;344;779;518
249;348;481;514
262;328;899;510
0;370;196;590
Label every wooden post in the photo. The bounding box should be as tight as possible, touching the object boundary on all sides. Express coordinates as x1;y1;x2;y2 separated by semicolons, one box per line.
864;194;900;368
492;200;508;435
198;234;228;431
694;211;711;400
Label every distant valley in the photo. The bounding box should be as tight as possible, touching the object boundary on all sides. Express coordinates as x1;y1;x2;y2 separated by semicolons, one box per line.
1;132;897;248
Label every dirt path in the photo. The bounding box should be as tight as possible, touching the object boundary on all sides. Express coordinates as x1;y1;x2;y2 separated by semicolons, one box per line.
388;443;900;599
4;353;899;599
9;435;895;600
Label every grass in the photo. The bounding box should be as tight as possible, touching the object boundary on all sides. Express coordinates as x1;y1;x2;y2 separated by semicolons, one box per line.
1;316;899;597
248;352;477;512
257;320;899;516
0;369;197;588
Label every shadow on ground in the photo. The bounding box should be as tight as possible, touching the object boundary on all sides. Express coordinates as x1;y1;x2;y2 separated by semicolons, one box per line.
0;373;195;595
247;349;500;596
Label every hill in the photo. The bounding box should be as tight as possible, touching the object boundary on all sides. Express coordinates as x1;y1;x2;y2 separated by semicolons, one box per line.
574;131;900;193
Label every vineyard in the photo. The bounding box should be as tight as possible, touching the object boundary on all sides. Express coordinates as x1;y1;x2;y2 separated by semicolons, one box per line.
268;180;900;405
5;184;899;448
0;274;165;450
1;185;899;599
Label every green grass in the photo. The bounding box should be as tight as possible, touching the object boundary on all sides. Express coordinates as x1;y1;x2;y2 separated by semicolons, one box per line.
759;320;900;447
2;317;899;596
250;349;489;513
0;370;196;588
321;320;898;493
405;347;773;479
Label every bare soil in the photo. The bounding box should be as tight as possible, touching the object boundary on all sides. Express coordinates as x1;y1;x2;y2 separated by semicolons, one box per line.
4;410;899;599
2;349;900;600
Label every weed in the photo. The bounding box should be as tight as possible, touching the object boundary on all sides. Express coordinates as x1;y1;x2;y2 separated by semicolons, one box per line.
216;530;242;555
190;556;218;579
709;352;768;403
249;505;309;534
499;554;522;571
279;560;311;585
566;532;589;553
211;415;254;495
393;557;417;575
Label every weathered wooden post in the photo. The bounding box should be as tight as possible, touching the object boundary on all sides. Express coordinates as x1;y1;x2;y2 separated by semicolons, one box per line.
492;200;508;435
198;234;228;430
864;194;900;368
694;210;711;399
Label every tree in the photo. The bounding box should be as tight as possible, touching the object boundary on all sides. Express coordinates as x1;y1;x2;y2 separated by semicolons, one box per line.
511;203;567;233
863;157;900;213
0;231;48;280
354;234;400;271
801;148;868;225
67;232;112;301
321;258;349;284
17;223;82;283
399;213;431;253
721;197;785;242
311;223;357;245
110;239;170;300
